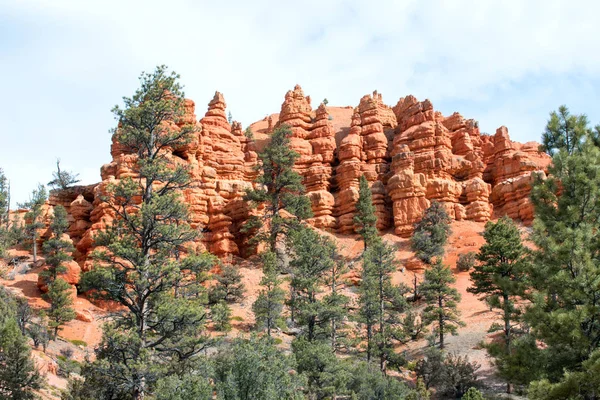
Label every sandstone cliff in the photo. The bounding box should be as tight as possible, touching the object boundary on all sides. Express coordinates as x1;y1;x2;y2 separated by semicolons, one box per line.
46;86;550;284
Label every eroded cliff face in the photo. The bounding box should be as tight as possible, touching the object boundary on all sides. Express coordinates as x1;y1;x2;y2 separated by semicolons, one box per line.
49;86;550;283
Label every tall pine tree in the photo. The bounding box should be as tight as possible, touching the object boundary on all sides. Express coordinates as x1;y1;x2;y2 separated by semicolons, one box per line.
0;293;42;400
468;216;528;392
420;259;463;349
44;278;76;339
252;251;285;336
19;184;47;263
358;239;414;372
523;106;600;392
243;125;312;255
0;168;9;228
287;226;338;342
40;205;73;284
411;202;451;265
80;66;216;399
354;175;378;249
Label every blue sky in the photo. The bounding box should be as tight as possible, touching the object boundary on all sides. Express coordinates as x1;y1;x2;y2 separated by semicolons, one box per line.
1;0;599;206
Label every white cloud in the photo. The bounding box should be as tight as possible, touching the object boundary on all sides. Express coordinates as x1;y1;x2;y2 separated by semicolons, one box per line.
1;0;599;205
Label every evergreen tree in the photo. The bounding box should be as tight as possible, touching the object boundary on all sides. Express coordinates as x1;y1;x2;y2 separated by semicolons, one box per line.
468;216;528;393
152;373;212;400
287;227;337;342
411;202;451;265
358;239;414;372
354;175;378;249
0;168;9;228
44;278;76;339
208;264;245;304
48;159;80;190
292;338;351;399
252;251;285;336
540;105;590;156
213;335;305;400
420;259;464;349
14;297;32;336
211;301;232;333
79;66;215;399
40;205;74;285
347;361;415;400
243;125;312;255
323;255;350;352
461;387;485;400
523;106;600;390
19;184;47;263
0;318;43;400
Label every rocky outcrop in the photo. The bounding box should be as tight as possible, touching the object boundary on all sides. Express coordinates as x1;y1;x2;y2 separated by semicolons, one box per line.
335;91;396;233
485;127;550;222
275;85;337;229
72;92;260;269
46;88;550;263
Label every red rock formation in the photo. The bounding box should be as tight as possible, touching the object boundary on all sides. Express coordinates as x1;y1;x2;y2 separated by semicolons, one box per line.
73;92;259;268
275;85;336;229
335;91;396;233
485;127;550;222
45;87;550;264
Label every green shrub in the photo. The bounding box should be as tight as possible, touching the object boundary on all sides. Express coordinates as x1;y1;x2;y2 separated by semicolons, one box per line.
69;339;87;347
457;252;476;272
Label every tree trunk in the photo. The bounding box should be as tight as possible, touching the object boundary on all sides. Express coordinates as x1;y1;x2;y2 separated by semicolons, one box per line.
379;271;385;372
366;324;372;362
503;293;512;394
439;296;444;349
32;232;37;263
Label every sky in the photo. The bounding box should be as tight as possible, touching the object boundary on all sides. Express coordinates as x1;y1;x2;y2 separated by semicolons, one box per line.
1;0;600;207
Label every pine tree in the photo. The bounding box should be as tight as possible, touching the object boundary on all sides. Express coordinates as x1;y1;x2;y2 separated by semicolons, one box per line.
213;335;305;400
286;227;339;341
468;216;528;393
252;251;285;336
461;387;485;400
0;168;9;228
0;318;43;400
354;175;379;249
44;278;76;339
292;338;350;399
211;302;232;333
524;106;600;388
0;169;10;258
79;66;215;399
18;184;47;263
323;255;350;352
540;105;589;156
40;205;74;285
411;202;451;265
358;239;413;372
208;264;245;304
243;125;312;255
420;259;463;349
48;159;80;190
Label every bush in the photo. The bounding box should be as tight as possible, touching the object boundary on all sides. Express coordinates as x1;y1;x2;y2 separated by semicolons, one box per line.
461;387;485;399
69;339;87;347
415;349;480;398
440;352;480;397
457;252;476;272
60;347;74;359
56;355;81;378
